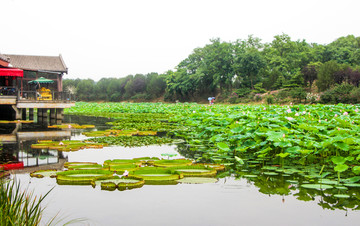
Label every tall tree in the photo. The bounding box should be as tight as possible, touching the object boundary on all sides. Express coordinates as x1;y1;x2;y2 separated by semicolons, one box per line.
317;61;340;91
76;79;95;101
301;62;321;89
238;49;266;89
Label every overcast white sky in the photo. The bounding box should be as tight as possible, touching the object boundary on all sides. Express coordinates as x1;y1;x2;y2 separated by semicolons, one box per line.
1;0;360;81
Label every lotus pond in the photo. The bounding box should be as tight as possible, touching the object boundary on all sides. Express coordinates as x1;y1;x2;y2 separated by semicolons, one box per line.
6;102;360;225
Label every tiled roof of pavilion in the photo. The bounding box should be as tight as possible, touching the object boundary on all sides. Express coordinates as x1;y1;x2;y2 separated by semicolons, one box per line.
4;54;68;73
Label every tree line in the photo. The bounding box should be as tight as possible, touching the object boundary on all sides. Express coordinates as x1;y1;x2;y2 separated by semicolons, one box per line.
63;34;360;103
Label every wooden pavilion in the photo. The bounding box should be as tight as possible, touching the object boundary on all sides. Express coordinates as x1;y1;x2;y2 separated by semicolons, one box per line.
0;53;74;121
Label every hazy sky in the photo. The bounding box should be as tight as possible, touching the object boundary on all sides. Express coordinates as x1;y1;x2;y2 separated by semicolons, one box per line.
2;0;360;81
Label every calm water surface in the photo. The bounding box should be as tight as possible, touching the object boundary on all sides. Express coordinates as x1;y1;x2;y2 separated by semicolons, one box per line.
4;115;360;226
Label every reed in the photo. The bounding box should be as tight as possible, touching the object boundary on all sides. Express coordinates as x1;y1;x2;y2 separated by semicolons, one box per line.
0;179;52;226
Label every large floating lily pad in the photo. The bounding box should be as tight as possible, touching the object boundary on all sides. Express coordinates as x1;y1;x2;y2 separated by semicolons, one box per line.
83;129;157;137
0;120;33;124
68;164;106;170
104;159;142;167
169;165;217;177
132;157;160;166
88;136;174;147
153;159;193;167
177;177;218;184
130;167;183;182
193;163;225;172
48;123;95;129
31;140;106;152
64;162;98;168
109;164;139;173
30;169;58;178
56;169;113;185
91;176;145;191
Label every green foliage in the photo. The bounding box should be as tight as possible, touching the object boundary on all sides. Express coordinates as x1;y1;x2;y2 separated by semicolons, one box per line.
290;87;307;103
234;87;251;97
266;95;274;104
62;102;360;208
253;83;266;93
0;179;52;225
89;136;174;147
350;87;360;103
320;83;354;104
63;34;360;103
317;61;340;91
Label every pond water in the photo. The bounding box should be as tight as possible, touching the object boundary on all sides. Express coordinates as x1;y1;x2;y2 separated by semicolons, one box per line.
2;115;360;226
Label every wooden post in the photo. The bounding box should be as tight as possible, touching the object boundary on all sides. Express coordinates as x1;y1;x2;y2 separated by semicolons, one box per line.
22;108;27;120
50;108;56;119
12;105;22;120
37;108;43;118
29;108;34;120
56;108;64;120
42;108;48;119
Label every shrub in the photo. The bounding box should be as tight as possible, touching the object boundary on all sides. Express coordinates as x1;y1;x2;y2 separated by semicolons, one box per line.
266;96;274;104
350;87;360;103
320;83;355;104
228;97;240;104
320;90;335;104
253;83;267;93
332;83;354;103
130;93;147;100
254;94;262;102
235;88;251;97
290;87;307;103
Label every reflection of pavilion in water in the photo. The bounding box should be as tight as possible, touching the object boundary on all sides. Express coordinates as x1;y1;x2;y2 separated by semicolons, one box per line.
0;122;70;167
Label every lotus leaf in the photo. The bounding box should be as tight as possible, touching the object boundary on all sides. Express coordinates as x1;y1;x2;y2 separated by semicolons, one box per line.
301;184;333;190
333;194;350;198
318;179;338;185
344;183;360;187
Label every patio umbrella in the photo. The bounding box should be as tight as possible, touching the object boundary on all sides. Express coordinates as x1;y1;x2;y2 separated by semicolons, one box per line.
28;77;54;84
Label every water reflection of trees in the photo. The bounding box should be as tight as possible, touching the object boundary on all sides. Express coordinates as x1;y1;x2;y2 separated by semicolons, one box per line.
237;170;360;212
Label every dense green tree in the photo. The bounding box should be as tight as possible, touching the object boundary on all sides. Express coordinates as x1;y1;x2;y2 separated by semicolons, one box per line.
64;34;360;103
202;39;234;92
238;49;266;89
301;62;322;89
146;73;166;98
317;61;340;92
76;79;96;101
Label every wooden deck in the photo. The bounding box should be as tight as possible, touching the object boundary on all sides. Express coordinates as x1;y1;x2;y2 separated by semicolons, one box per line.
17;100;75;109
0;94;75;120
0;130;71;144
